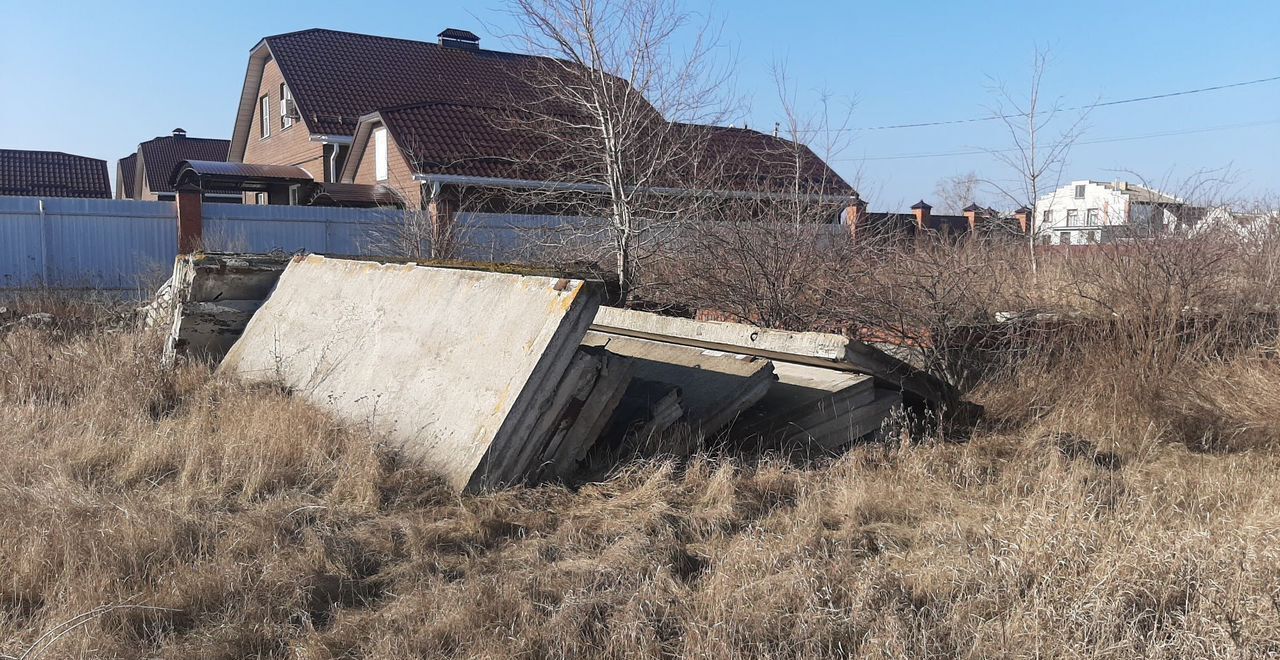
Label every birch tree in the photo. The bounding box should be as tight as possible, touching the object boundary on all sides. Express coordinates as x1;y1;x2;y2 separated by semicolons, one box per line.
983;47;1091;274
501;0;732;303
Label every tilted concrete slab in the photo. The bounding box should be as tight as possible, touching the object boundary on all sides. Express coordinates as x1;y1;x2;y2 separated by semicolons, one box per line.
786;388;902;449
592;307;965;410
733;363;876;440
536;348;634;481
158;253;292;365
219;254;601;492
582;330;775;439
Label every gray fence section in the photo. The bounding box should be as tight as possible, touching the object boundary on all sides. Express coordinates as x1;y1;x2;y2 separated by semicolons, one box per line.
0;197;412;293
0;199;558;293
0;197;178;292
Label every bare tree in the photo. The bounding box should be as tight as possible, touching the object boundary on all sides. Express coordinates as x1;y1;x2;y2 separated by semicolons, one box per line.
982;47;1092;274
654;64;859;328
933;171;983;215
500;0;734;303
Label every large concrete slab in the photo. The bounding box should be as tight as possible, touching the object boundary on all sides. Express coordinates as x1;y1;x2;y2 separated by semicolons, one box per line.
592;307;963;409
582;330;775;439
733;362;876;440
219;254;601;492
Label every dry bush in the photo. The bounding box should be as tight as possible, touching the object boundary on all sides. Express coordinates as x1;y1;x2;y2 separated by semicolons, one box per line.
2;288;1280;657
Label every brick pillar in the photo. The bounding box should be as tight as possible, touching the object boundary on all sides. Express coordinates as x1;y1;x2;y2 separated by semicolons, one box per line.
845;196;867;241
1014;207;1031;234
963;203;982;233
911;200;932;231
175;183;203;254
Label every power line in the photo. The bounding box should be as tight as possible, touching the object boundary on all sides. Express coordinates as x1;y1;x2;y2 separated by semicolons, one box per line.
825;74;1280;132
838;118;1280;163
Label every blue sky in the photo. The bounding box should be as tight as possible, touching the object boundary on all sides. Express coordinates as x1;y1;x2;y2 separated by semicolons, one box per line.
1;0;1276;207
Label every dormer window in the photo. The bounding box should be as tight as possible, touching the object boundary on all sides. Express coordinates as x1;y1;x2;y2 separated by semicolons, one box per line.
1074;184;1086;199
280;84;295;129
260;95;271;138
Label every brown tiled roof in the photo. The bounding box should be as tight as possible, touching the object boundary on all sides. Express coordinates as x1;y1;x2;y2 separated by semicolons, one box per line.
137;134;230;194
117;153;137;198
0;149;111;198
264;29;591;137
375;102;852;194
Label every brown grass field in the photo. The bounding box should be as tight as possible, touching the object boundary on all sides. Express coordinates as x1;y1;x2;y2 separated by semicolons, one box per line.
4;239;1280;658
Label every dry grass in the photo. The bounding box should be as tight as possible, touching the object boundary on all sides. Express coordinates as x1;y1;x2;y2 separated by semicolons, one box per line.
5;252;1280;658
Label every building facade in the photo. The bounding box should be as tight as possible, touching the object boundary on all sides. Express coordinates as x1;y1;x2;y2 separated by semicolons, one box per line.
1034;180;1198;245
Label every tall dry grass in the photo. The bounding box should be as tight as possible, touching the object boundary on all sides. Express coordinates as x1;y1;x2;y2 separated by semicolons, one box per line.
4;235;1280;657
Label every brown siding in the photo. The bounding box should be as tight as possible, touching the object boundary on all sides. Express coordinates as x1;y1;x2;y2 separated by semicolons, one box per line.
243;56;324;184
352;123;421;208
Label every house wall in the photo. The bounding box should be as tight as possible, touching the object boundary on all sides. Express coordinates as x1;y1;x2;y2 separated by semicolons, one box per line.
1034;181;1128;245
242;55;324;202
351;123;421;208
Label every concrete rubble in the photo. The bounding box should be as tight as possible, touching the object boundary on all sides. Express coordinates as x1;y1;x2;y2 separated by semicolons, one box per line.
156;252;971;492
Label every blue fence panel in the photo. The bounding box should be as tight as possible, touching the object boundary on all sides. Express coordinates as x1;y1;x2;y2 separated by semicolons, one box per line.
0;197;45;288
43;198;175;291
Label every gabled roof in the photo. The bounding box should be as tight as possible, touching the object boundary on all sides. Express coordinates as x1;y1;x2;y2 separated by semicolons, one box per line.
341;102;852;195
0;149;111;198
231;28;606;159
117;153;137;198
136;133;230;194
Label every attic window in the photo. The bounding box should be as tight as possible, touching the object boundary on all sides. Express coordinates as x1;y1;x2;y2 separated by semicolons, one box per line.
1074;184;1086;199
374;128;388;181
280;84;295;129
260;95;271;138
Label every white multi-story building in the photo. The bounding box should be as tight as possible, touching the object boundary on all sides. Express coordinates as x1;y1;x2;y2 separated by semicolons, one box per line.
1034;180;1197;245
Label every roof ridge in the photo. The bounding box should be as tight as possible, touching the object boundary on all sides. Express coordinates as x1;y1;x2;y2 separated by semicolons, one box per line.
0;148;105;162
263;27;534;59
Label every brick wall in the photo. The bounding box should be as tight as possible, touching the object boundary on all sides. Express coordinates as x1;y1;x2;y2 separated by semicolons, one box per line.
243;56;325;201
351;122;422;208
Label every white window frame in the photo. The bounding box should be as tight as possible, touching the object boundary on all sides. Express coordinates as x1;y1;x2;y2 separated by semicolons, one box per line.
1074;184;1086;199
260;95;271;138
1066;209;1079;224
1086;208;1100;225
280;83;295;129
374;127;388;181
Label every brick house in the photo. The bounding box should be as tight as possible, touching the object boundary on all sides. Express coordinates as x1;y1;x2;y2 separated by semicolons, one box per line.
0;149;111;198
117;129;237;202
228;28;852;225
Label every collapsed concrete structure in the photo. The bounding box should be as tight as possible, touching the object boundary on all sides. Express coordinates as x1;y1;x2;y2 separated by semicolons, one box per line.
156;252;972;492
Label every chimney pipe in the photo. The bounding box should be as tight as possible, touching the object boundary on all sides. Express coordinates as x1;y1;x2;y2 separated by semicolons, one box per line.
172;128;187;138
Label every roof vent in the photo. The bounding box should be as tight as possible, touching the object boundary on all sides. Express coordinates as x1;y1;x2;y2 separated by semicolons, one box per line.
438;28;480;50
172;128;187;138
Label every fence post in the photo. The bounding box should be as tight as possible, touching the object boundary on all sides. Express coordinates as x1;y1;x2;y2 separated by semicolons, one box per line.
176;184;204;254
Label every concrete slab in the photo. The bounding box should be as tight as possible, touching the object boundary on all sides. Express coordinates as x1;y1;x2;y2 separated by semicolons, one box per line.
733;362;876;439
537;348;634;481
592;307;961;408
581;330;775;438
219;254;601;492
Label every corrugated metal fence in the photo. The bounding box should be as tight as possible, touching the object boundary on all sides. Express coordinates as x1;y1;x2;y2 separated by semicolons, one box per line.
0;197;410;293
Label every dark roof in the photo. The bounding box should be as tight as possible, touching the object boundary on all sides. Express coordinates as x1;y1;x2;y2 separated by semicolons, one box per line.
117;153;137;198
137;134;230;194
262;28;595;137
171;160;313;189
304;182;403;208
370;102;852;195
910;200;932;210
0;149;111;198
